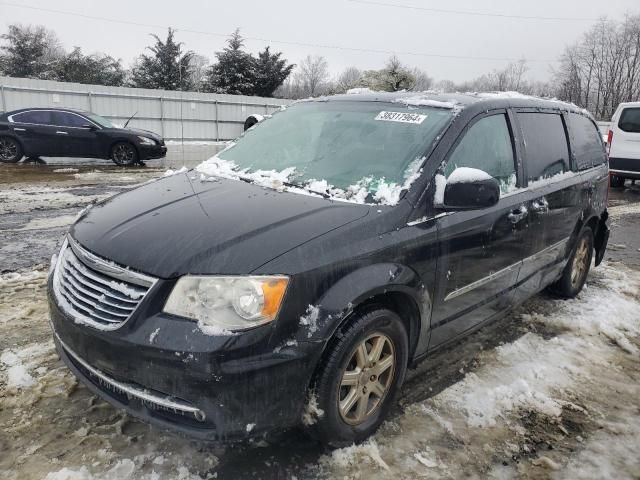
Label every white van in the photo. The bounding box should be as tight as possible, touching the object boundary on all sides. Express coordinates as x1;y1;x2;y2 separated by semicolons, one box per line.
608;102;640;187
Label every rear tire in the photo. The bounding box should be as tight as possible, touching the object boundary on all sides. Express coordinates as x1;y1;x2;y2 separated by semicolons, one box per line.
549;228;594;299
306;308;408;447
610;175;625;188
111;142;138;166
0;136;23;163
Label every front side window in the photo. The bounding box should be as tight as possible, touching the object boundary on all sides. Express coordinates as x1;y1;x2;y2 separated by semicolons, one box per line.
85;113;115;128
568;113;607;170
11;110;53;125
619;108;640;133
443;114;517;193
518;113;570;182
53;112;89;128
211;101;453;202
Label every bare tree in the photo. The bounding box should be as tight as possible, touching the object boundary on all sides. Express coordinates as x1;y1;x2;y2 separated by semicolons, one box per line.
554;15;640;119
298;55;330;97
410;67;434;91
335;66;362;93
188;54;209;91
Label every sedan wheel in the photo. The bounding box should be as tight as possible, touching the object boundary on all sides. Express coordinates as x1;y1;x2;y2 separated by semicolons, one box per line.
111;142;138;166
338;333;395;425
0;137;22;163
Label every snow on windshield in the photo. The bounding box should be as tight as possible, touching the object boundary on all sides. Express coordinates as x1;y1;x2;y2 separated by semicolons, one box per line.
196;151;426;206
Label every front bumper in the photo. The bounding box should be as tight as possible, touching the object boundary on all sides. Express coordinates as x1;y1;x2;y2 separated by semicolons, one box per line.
47;277;323;442
139;144;167;160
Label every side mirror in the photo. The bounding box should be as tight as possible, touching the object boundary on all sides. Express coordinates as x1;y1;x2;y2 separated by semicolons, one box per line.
443;167;500;210
83;124;97;131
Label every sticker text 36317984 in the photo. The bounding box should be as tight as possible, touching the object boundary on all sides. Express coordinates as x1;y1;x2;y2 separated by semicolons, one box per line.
375;111;428;124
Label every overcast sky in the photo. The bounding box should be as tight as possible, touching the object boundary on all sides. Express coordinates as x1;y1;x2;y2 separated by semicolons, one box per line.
1;0;639;83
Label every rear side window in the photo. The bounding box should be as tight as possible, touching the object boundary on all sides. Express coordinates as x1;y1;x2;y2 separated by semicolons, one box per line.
10;111;53;125
518;113;570;182
619;108;640;133
444;114;516;193
568;113;606;169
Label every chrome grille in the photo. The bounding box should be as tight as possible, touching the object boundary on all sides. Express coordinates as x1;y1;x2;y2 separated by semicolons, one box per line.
53;238;156;330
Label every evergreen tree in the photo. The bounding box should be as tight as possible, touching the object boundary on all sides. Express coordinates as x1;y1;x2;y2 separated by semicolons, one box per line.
204;30;256;95
55;47;125;86
129;28;194;90
0;24;61;79
253;47;294;97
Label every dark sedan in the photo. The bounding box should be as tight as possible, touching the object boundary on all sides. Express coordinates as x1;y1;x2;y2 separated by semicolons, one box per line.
0;108;167;166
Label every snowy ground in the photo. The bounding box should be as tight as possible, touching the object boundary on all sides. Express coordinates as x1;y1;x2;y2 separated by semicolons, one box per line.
1;164;639;479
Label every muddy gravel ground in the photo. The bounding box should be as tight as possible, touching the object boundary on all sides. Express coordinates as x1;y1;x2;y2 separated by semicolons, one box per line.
1;163;639;480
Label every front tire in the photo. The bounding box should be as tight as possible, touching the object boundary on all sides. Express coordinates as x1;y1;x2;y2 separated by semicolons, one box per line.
610;175;625;188
549;228;594;298
111;142;138;166
308;308;408;447
0;136;23;163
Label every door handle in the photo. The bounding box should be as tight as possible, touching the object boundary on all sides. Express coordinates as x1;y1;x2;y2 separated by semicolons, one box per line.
508;205;528;224
56;131;69;135
13;127;26;132
531;198;549;213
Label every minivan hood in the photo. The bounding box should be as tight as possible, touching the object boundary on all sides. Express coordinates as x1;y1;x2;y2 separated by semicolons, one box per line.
71;173;369;278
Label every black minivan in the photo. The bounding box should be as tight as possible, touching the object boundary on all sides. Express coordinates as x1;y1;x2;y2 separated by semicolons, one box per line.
47;92;610;446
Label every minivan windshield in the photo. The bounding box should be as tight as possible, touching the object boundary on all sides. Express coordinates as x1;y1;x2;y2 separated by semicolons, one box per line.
211;101;453;202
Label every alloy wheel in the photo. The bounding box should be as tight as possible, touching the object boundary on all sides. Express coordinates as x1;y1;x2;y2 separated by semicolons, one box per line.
0;138;18;162
338;333;395;425
571;238;589;288
113;144;135;164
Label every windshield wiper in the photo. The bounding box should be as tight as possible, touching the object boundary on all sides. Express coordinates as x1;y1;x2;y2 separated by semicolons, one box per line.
281;180;331;199
234;175;331;199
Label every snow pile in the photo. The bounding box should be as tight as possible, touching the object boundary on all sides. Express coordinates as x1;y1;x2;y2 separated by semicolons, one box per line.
43;458;206;480
163;166;188;177
1;342;55;391
108;281;144;300
302;391;325;426
299;305;321;338
346;87;376;95
196;150;426;206
53;168;79;173
447;167;493;185
393;96;461;110
1;350;35;389
320;262;640;478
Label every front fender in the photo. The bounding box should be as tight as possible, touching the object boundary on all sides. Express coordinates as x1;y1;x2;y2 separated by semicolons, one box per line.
295;263;429;348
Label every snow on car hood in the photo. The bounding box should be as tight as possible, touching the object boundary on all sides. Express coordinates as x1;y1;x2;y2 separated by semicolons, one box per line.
70;172;369;278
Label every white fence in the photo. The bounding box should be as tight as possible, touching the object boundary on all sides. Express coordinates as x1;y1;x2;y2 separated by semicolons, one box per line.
0;77;292;141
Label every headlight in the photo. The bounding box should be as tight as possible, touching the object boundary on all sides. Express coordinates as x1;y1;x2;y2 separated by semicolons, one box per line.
137;136;156;145
163;276;289;332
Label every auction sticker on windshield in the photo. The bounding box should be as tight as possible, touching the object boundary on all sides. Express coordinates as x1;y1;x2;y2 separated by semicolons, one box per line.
375;111;427;124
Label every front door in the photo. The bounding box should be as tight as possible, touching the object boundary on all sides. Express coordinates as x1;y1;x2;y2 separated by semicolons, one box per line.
428;111;529;348
52;111;99;157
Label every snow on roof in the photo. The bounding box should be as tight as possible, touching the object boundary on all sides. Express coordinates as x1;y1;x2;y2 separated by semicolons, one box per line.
392;95;462;110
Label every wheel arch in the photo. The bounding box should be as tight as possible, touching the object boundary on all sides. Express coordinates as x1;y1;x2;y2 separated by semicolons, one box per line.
109;138;139;158
0;133;26;155
303;263;428;378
